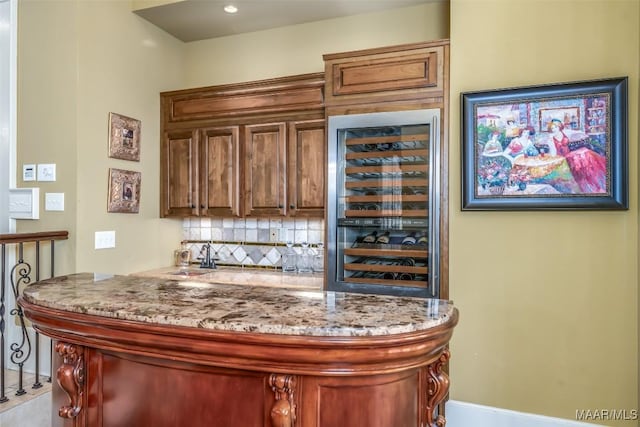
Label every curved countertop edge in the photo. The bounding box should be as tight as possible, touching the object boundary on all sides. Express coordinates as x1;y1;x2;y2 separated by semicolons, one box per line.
20;273;455;337
20;296;459;377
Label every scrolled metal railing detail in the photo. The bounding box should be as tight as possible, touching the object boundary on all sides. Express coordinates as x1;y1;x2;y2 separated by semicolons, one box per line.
8;258;33;396
0;230;68;407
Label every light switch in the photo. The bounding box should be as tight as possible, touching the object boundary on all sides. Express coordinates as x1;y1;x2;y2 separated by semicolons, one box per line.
95;231;116;249
45;193;64;211
37;164;56;182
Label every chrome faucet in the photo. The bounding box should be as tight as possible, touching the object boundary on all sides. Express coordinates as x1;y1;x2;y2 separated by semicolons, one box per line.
199;243;217;269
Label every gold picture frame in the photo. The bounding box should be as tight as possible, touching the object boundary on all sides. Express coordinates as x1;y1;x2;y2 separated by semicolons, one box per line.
107;168;141;213
108;112;141;161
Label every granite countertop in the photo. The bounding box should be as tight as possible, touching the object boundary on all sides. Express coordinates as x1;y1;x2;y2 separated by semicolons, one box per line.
21;273;455;338
131;266;323;290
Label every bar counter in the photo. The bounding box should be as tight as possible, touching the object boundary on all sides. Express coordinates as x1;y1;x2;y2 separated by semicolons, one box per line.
19;273;458;427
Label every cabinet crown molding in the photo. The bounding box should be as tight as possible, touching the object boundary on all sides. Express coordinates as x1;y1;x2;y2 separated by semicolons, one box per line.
162;72;325;124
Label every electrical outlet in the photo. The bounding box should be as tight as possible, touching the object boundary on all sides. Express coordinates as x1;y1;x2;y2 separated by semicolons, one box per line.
95;231;116;249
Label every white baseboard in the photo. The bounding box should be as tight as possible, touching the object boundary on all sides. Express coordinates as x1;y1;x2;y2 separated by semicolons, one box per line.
445;400;606;427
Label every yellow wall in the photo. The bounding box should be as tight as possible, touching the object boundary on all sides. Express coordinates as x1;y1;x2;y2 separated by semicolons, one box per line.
449;0;638;425
182;3;450;88
17;0;185;274
15;0;639;425
17;0;78;274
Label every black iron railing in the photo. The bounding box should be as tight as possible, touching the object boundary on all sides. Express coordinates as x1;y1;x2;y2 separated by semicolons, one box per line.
0;230;68;405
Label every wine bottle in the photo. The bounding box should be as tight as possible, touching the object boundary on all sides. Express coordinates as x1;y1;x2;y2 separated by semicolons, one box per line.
375;231;391;244
362;230;378;243
416;233;427;245
401;232;417;245
401;258;416;267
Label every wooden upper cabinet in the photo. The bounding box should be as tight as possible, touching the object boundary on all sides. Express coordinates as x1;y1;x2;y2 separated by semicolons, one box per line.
244;123;287;217
323;40;448;111
161;129;198;217
200;127;240;217
288;119;325;217
160;73;325;218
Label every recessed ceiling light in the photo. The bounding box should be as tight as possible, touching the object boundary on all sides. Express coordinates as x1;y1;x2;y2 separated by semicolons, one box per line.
223;4;238;14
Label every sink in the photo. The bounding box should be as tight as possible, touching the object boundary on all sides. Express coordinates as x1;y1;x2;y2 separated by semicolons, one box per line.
169;270;209;277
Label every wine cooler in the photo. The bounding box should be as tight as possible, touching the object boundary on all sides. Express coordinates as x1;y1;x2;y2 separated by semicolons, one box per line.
326;109;442;298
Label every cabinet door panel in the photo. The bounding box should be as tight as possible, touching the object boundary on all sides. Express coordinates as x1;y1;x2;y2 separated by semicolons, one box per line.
244;123;287;216
161;129;198;217
299;371;420;427
201;127;240;217
88;352;272;427
288;120;325;217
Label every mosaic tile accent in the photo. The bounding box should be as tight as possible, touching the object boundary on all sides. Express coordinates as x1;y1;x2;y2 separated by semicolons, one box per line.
180;240;324;269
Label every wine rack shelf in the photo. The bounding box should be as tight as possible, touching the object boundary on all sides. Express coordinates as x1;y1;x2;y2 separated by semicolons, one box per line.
343;277;428;288
346;194;427;203
343;247;427;258
345;133;429;146
345;148;429;162
344;210;426;217
345;178;428;189
344;263;427;274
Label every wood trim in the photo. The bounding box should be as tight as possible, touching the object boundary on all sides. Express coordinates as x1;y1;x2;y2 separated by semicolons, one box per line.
322;39;450;61
438;42;450;301
0;230;69;244
162;73;325;123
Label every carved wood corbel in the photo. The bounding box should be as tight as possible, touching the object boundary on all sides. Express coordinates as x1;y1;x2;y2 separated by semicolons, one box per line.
426;349;450;427
269;373;297;427
55;341;85;419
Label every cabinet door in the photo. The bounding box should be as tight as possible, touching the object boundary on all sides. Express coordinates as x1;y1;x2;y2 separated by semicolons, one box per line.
161;129;198;217
244;123;287;217
200;127;241;217
288;119;325;217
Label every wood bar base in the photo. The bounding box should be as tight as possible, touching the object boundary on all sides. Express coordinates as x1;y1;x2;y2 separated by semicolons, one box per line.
24;301;456;427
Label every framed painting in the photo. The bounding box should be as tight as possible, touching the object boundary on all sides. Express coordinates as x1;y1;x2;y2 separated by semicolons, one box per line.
108;112;141;161
461;77;628;210
107;168;141;213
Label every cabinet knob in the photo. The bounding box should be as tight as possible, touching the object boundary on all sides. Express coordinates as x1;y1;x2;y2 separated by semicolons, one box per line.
191;204;195;209
279;205;283;209
200;204;205;209
290;204;295;209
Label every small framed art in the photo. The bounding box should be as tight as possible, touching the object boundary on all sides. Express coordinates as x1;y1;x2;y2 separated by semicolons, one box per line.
108;112;141;161
107;168;141;213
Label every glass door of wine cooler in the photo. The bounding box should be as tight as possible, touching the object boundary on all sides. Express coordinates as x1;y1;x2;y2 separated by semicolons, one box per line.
327;109;441;298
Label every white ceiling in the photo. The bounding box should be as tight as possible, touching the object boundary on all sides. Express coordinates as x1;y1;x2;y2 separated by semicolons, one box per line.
134;0;433;42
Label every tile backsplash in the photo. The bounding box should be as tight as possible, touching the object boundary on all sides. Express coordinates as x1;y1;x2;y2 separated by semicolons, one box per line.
180;218;325;269
182;218;324;245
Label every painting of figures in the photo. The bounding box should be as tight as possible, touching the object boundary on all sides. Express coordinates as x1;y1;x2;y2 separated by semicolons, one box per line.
462;78;628;210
